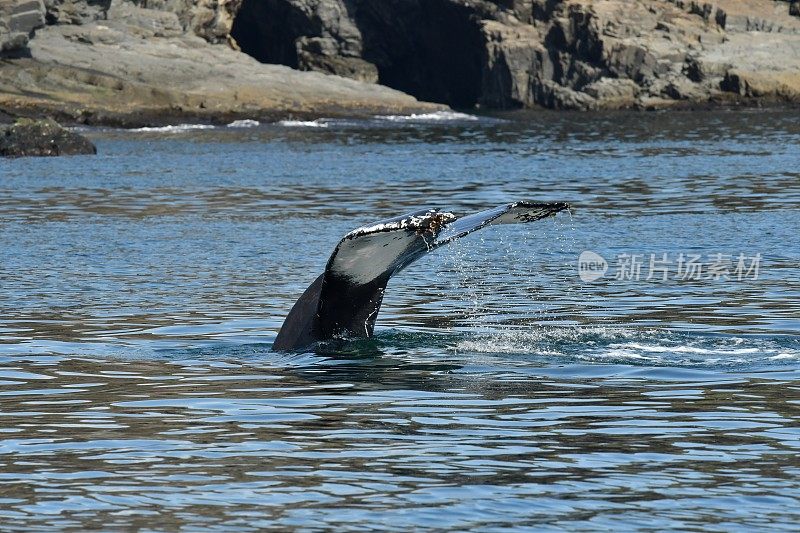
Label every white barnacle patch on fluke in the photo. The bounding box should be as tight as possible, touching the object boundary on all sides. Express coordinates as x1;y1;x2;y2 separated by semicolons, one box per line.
329;210;456;284
345;210;455;239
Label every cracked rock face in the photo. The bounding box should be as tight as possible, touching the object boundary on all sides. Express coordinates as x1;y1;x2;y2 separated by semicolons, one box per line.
229;0;800;109
1;0;46;54
0;0;440;125
41;0;241;41
2;0;799;122
230;0;378;82
1;0;241;54
139;0;243;43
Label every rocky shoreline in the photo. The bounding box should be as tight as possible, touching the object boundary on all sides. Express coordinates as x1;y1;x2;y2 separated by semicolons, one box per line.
1;0;799;128
0;0;442;128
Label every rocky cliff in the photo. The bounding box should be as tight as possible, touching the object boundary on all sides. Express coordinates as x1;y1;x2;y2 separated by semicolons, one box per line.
1;0;799;125
0;0;440;125
230;0;800;110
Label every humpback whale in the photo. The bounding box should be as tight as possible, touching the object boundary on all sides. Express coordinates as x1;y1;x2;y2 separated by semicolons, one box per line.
273;201;569;352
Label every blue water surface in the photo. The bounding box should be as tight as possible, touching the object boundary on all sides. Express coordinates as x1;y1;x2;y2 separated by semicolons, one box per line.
0;109;798;530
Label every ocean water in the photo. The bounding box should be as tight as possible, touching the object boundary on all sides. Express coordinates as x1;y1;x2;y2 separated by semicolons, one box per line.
0;109;799;530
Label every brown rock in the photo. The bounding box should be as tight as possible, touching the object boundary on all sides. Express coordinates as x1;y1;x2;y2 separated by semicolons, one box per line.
722;69;800;101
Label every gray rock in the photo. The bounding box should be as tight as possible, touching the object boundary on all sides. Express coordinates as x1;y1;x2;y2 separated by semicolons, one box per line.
43;0;240;42
583;77;639;106
0;20;441;126
10;11;43;31
297;36;378;82
662;78;706;100
44;0;110;25
5;0;800;118
1;0;45;55
228;0;800;109
162;0;242;43
0;118;96;157
230;0;376;82
105;0;183;37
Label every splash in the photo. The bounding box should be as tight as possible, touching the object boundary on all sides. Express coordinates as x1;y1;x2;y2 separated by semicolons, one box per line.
431;213;576;331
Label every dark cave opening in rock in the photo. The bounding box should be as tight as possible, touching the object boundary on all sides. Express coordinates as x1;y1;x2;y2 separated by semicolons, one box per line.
230;0;485;109
230;0;313;68
352;0;485;108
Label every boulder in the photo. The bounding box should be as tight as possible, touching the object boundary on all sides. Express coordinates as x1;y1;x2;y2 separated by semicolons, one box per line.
0;118;96;157
1;0;46;55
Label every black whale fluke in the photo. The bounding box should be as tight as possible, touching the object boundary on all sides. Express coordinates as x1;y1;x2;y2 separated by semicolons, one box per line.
273;201;569;352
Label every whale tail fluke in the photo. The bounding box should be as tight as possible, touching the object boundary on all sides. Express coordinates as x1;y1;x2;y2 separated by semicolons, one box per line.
273;201;569;352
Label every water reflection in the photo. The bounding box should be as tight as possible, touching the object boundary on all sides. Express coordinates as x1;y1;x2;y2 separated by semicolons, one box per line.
0;353;799;529
0;109;799;529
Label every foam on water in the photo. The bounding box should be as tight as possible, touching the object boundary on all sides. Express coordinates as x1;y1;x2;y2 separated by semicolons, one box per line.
377;110;480;123
771;352;799;360
129;123;216;133
227;119;260;128
451;326;800;368
277;119;329;128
